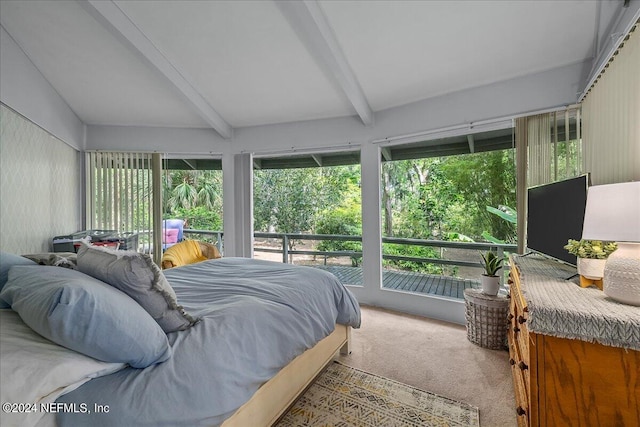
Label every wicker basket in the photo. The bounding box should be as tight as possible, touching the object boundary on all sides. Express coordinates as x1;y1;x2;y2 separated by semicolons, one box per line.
464;288;509;350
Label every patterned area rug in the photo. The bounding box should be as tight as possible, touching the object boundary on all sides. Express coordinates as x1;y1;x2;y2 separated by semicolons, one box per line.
276;362;480;427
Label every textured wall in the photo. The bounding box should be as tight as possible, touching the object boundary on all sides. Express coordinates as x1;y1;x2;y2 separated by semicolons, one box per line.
0;104;82;254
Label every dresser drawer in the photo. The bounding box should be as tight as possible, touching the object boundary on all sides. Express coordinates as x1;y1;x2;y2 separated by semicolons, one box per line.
509;338;530;427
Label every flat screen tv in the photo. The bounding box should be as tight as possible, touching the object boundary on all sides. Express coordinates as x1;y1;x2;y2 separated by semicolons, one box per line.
526;174;590;265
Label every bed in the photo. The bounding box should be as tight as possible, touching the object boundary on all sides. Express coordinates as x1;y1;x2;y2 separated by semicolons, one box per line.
0;248;361;427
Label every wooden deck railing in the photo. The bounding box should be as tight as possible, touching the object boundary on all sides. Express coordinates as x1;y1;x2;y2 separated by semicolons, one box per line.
183;229;517;283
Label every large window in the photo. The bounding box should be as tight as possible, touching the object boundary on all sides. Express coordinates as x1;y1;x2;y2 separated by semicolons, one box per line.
379;129;517;299
252;156;362;285
162;165;223;249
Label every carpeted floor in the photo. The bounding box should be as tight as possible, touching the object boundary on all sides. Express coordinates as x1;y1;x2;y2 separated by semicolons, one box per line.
277;361;480;427
334;305;516;427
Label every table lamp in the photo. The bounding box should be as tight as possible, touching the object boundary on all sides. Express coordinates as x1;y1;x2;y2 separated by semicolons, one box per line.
581;181;640;306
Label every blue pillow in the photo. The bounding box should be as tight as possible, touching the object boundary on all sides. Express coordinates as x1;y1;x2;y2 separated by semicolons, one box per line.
0;252;37;307
0;251;37;289
0;266;172;368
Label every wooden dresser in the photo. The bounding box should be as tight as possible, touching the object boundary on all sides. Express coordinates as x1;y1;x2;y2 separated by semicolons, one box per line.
508;255;640;427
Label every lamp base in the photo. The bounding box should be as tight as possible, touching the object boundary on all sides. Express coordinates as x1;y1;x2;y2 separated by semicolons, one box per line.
603;242;640;306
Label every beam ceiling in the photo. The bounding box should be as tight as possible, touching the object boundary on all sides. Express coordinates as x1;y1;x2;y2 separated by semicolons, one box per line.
275;0;374;126
80;0;233;139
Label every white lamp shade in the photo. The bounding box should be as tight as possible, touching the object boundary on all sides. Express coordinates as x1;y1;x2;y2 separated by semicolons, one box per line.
581;181;640;242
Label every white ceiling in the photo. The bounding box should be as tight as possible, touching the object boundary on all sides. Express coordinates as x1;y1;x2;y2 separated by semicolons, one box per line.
0;0;625;137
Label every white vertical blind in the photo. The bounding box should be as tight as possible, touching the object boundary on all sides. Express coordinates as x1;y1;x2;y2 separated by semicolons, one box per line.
527;113;552;186
87;151;156;253
582;22;640;185
524;107;583;188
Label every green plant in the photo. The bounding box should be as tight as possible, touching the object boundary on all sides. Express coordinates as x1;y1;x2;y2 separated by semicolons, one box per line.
564;239;617;259
480;250;503;276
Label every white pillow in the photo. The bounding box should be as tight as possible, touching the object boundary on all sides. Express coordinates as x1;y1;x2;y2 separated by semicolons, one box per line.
0;309;124;427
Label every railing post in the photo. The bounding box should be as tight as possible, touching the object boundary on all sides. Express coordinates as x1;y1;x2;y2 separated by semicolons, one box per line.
497;246;505;285
283;234;289;264
216;232;223;254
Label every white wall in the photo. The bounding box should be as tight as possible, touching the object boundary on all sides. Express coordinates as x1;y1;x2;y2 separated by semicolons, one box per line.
0;26;85;151
0;105;82;254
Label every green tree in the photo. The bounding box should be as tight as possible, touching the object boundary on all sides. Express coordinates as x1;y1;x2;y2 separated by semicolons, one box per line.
438;150;516;242
254;168;322;234
162;169;223;232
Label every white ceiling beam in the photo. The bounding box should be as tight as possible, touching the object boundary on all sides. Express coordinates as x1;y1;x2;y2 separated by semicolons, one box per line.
311;154;323;167
276;0;374;126
381;147;392;161
467;135;475;153
253;159;262;170
79;0;233;139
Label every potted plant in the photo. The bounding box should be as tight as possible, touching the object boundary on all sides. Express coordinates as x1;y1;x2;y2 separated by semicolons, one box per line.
564;239;617;286
479;250;504;295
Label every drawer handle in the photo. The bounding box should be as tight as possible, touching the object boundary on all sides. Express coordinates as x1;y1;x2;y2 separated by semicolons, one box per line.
518;315;527;324
509;358;515;366
516;406;526;416
523;306;529;313
507;278;513;285
518;361;528;371
513;326;520;333
508;314;514;321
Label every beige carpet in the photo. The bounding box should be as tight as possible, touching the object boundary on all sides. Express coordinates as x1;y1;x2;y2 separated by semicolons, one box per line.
334;305;516;427
277;361;479;426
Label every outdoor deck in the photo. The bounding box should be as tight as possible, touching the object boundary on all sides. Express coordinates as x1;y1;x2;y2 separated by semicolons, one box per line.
314;265;480;300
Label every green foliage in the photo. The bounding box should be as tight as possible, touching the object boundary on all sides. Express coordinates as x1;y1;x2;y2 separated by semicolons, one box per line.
163;170;223;238
254;166;361;235
167;206;222;232
161;147;517;278
315;184;362;266
316;206;362;250
382;149;516;244
564;239;617;259
253;168;323;234
486;205;517;224
482;205;517;244
438;150;516;242
445;232;475;242
481;231;505;244
480;250;503;276
383;244;442;274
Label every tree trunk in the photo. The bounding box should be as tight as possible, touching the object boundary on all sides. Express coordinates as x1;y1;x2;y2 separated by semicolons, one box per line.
382;171;393;236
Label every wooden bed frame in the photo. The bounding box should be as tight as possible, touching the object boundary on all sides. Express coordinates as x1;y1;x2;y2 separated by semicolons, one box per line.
221;324;352;426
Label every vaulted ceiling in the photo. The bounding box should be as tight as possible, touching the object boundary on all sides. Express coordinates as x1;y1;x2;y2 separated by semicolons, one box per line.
1;0;628;142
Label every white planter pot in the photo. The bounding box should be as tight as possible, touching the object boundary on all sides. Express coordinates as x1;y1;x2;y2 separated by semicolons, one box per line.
577;258;607;280
481;275;500;296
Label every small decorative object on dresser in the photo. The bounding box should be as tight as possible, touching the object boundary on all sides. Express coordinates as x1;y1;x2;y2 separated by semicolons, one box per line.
479;250;503;295
581;181;640;306
564;239;617;289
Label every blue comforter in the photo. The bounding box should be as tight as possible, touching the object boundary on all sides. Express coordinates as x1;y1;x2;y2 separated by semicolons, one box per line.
57;258;360;426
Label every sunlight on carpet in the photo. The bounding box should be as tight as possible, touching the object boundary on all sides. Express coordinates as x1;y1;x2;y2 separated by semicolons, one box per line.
276;361;480;427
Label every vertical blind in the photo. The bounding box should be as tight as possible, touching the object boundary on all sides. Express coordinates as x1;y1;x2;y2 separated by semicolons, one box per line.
87;152;157;256
581;21;639;185
525;107;583;187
